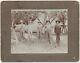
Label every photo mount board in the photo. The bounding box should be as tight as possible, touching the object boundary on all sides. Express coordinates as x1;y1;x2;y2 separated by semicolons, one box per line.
1;1;79;62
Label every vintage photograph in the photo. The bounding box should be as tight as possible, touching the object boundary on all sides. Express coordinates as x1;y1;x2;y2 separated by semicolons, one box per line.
11;9;68;53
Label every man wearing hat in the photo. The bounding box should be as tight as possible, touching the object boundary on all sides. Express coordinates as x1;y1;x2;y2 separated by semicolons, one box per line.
54;20;61;47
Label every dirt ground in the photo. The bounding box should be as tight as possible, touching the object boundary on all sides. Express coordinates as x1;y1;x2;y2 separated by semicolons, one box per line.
11;34;68;54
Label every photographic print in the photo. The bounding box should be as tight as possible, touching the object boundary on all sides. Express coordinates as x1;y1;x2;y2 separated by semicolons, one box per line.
11;9;68;53
1;1;79;62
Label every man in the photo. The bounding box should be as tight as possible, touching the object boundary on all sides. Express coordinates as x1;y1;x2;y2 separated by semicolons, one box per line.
44;21;51;44
19;20;26;40
14;20;26;41
27;18;33;41
37;22;43;39
54;20;61;47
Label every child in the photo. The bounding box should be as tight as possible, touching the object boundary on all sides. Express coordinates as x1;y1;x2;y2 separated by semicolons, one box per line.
54;20;61;47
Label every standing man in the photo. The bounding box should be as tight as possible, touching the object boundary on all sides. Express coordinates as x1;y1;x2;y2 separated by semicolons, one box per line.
44;21;51;44
12;20;26;42
27;18;33;41
19;20;26;41
37;22;43;39
54;20;61;47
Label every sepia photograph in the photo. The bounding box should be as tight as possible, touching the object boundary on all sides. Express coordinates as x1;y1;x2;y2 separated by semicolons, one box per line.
11;9;68;53
1;1;79;61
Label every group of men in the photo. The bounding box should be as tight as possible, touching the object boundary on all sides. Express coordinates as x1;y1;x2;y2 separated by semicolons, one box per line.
11;16;63;47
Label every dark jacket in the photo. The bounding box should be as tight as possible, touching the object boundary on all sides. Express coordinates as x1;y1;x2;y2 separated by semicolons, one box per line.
54;24;61;34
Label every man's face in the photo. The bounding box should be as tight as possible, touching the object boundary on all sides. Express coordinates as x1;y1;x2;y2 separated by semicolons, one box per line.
20;20;24;24
56;21;60;25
